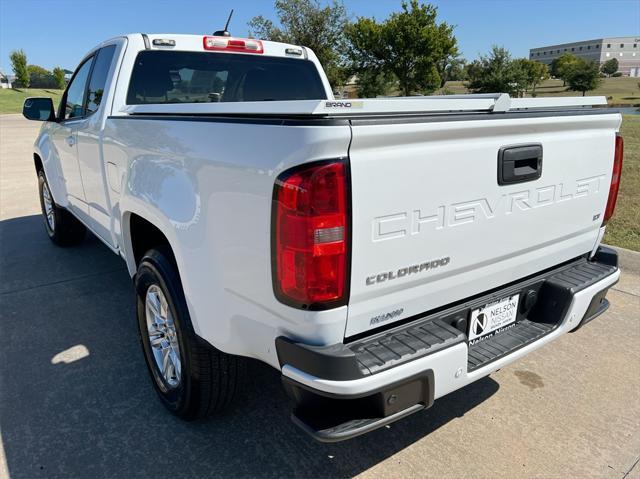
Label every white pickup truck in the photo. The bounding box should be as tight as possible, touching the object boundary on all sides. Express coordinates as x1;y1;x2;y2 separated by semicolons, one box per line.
23;33;623;442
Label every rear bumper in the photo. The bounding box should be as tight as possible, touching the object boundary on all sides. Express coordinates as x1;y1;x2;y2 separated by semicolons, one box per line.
277;247;620;441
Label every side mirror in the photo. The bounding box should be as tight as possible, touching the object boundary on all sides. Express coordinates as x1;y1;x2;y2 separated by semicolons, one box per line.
23;97;56;122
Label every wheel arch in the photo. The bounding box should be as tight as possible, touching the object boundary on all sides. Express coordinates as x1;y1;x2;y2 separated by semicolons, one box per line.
122;210;179;277
120;208;213;341
33;134;68;207
34;152;44;173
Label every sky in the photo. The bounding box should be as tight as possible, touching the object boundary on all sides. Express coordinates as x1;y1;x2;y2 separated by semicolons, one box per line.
0;0;639;74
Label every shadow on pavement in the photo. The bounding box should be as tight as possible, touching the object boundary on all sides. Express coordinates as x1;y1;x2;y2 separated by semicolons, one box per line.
0;214;499;478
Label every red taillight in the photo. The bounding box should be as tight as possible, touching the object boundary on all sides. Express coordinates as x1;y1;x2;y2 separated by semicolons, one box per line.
203;36;264;54
272;161;349;309
603;135;624;225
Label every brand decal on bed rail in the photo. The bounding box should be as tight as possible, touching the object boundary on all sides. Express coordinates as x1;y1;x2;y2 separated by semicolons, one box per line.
325;101;363;108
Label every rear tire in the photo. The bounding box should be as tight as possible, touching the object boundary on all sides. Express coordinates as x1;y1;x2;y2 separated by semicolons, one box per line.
135;247;244;419
37;170;86;246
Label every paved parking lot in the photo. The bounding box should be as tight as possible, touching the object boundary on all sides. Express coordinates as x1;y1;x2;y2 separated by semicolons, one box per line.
0;114;638;479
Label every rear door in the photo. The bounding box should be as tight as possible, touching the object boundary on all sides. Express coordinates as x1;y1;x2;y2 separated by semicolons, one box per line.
345;112;620;337
76;44;119;246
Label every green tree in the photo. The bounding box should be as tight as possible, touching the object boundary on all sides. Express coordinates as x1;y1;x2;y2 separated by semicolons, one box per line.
466;46;528;95
600;58;619;77
248;0;349;88
345;0;457;96
437;56;467;87
515;58;549;94
566;59;602;96
354;69;397;98
52;67;66;89
550;53;579;86
26;65;48;76
27;65;57;88
9;49;29;88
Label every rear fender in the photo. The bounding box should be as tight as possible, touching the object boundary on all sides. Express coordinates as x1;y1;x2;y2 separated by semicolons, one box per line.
119;155;202;338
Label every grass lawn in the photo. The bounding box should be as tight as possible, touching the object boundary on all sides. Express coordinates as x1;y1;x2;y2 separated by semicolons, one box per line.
533;77;640;105
442;77;640;106
603;115;640;251
0;88;63;114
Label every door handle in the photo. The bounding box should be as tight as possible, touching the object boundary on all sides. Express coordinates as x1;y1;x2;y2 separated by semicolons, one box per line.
65;135;76;147
497;144;543;185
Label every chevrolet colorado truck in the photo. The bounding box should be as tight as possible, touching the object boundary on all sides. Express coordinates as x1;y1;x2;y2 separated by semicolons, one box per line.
22;33;623;442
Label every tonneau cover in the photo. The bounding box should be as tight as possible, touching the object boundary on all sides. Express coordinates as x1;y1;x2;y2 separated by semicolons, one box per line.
118;94;608;117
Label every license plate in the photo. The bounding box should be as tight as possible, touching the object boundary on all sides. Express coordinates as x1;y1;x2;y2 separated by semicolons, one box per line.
468;294;520;344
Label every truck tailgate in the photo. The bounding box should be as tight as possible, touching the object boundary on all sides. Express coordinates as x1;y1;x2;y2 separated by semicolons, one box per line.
346;111;621;337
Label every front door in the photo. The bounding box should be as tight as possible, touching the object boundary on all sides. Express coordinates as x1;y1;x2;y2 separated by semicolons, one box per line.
50;55;94;219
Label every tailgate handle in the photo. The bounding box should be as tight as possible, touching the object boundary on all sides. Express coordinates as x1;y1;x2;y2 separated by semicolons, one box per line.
497;144;543;185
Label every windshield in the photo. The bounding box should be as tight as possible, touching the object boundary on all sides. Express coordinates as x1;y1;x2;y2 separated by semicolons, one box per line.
127;50;327;104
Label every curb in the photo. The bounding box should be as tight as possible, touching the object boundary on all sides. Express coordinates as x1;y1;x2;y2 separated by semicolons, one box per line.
605;244;640;275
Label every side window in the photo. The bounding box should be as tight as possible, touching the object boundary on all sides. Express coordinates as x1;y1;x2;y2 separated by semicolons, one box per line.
64;58;93;120
86;45;116;116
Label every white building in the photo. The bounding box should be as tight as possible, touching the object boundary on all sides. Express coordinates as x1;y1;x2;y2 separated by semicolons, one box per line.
529;37;640;77
0;71;12;89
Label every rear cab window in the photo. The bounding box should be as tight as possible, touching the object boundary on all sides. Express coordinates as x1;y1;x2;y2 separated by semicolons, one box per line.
126;51;327;104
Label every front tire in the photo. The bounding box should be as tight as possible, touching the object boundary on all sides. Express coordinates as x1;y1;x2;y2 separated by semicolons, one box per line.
135;247;243;420
37;170;85;246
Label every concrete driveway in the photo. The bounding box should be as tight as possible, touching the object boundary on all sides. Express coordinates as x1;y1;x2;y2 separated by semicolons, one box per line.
0;114;638;479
